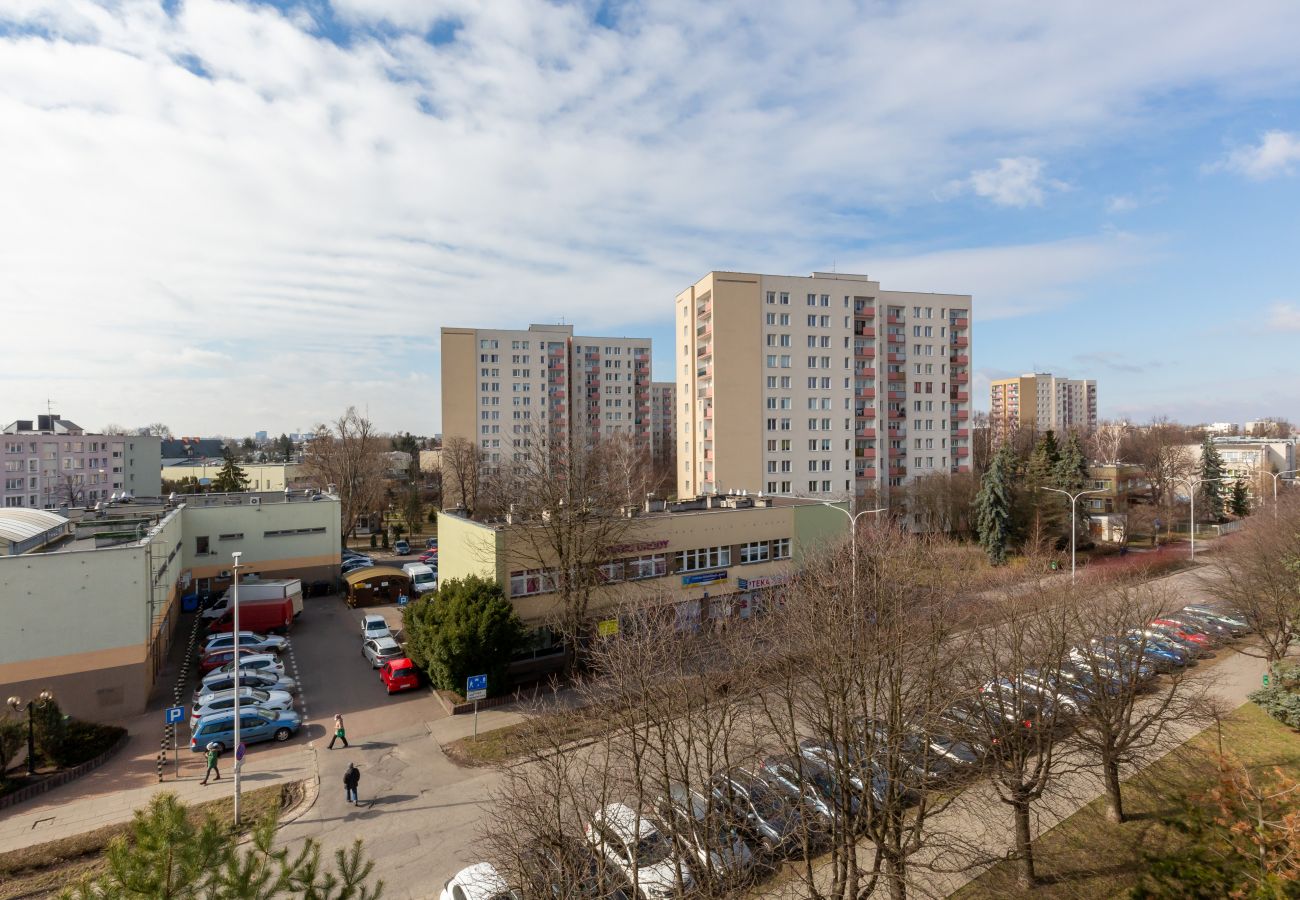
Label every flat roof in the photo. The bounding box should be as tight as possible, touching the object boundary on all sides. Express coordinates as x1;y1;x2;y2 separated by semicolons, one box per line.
449;495;839;532
0;509;69;544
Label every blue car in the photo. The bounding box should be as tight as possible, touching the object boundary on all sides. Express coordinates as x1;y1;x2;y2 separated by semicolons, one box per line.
190;707;302;752
1120;633;1188;671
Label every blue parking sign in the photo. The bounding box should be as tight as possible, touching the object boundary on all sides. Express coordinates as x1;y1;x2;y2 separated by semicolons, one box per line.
165;705;185;725
466;674;487;701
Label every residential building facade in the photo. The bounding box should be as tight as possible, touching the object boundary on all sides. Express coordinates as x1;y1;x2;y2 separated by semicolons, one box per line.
989;373;1097;434
437;494;847;635
441;324;653;470
650;381;678;474
674;271;972;507
2;415;162;508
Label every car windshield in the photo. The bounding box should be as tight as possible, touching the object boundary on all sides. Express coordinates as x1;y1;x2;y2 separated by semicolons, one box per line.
257;709;277;721
248;689;270;702
633;827;672;867
746;783;786;820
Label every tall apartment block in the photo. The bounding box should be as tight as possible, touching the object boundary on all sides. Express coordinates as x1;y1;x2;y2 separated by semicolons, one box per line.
2;415;162;508
650;382;677;471
441;324;653;468
675;272;972;506
989;373;1097;434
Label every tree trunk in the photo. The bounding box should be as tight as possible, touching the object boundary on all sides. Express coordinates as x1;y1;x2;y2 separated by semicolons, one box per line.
883;854;907;900
1103;756;1125;823
1013;796;1036;889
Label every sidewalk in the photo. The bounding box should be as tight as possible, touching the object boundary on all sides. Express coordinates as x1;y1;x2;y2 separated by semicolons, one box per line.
0;745;316;854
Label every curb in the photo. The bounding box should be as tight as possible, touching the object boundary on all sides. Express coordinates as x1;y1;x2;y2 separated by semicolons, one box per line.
0;730;131;811
277;750;320;829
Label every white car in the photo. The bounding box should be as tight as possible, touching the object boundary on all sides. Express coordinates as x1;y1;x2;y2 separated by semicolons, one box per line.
586;803;694;899
213;653;285;678
439;863;517;900
190;687;295;728
656;785;754;881
363;636;404;668
361;614;391;642
202;631;288;656
194;669;297;705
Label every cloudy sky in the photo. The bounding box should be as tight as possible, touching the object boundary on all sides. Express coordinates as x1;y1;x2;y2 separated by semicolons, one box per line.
3;0;1299;437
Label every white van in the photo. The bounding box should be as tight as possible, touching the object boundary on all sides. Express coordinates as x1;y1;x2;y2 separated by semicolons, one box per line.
402;563;438;595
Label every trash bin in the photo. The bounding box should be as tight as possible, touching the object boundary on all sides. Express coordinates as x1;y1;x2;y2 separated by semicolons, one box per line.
181;592;199;613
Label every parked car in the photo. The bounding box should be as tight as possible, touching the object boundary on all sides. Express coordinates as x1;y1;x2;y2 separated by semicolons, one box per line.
710;769;804;858
1150;619;1216;648
190;687;294;728
1056;659;1125;698
199;632;287;660
1121;631;1191;670
380;657;420;694
394;539;411;556
1157;614;1233;642
655;784;755;884
1179;608;1248;637
1072;644;1158;681
1141;625;1212;658
759;755;853;827
363;636;404;668
438;863;517;900
211;653;286;679
1182;605;1250;632
419;550;439;564
195;669;296;704
426;537;439;550
361;614;392;642
585;803;694;899
797;736;891;806
341;558;373;575
189;707;301;752
522;837;634;900
981;678;1064;720
858;717;963;783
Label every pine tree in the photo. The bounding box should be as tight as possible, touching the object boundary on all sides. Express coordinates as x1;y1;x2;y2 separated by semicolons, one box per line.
1022;431;1064;552
1230;480;1251;518
213;447;250;493
974;443;1016;566
1054;431;1093;546
1199;436;1226;522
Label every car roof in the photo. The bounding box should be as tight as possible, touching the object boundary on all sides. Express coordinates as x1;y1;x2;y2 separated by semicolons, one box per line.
363;614;387;624
452;863;510;900
371;636;400;649
596;803;652;840
385;656;414;668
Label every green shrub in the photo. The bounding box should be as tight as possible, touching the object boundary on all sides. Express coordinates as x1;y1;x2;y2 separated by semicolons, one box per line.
381;531;390;550
1248;685;1300;729
0;716;24;780
403;575;527;696
1271;661;1300;692
50;721;126;767
369;534;378;549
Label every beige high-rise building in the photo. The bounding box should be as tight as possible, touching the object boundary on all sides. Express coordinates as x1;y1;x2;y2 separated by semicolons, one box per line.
675;272;972;507
440;324;652;469
990;373;1097;434
650;381;677;471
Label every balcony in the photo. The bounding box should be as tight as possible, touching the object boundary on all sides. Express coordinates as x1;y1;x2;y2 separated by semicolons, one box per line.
855;327;875;338
696;345;711;358
890;466;907;477
888;390;905;401
858;407;877;419
858;367;875;378
951;316;969;329
855;346;876;358
856;305;875;317
857;427;876;438
887;353;906;363
952;337;969;348
856;387;876;400
955;410;969;421
951;391;968;402
887;314;903;325
702;407;713;419
955;447;969;459
952;428;969;438
859;448;877;460
950;353;969;365
889;409;905;419
857;468;876;479
954;372;969;384
698;387;713;399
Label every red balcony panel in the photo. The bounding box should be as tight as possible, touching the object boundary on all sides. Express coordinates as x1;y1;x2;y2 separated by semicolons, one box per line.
951;391;969;402
950;353;969;365
857;388;876;399
887;353;906;363
862;449;877;459
956;410;969;420
951;316;969;329
856;327;875;338
956;447;969;458
887;315;904;325
954;372;969;384
859;367;875;378
953;428;969;438
859;407;876;419
855;346;876;358
888;390;905;400
952;337;969;348
857;427;876;438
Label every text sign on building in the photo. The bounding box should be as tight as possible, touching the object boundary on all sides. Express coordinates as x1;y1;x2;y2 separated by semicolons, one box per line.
682;570;727;587
737;574;790;591
466;674;488;701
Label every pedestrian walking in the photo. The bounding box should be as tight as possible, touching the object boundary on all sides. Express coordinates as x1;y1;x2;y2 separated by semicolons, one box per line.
343;762;360;805
328;714;348;749
201;743;222;784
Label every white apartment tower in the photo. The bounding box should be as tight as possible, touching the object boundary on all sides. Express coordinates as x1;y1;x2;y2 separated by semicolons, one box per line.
441;324;653;469
990;373;1098;434
675;272;972;507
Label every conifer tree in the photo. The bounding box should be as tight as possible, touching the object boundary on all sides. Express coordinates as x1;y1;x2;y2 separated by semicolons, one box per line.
975;443;1016;566
1229;480;1251;518
213;447;250;493
1199;435;1226;522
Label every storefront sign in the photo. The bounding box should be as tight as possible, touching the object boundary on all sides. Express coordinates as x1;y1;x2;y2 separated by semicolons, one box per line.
608;539;671;554
597;618;620;637
737;574;790;591
682;570;727;586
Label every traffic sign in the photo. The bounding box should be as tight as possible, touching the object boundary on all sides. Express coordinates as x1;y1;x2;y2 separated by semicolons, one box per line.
466;674;487;701
165;705;185;725
1263;673;1271;687
235;742;247;762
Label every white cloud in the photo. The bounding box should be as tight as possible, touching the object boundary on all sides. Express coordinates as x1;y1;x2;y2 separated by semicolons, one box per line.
1216;130;1300;179
964;157;1067;208
1106;194;1138;214
2;0;1300;432
1266;302;1300;331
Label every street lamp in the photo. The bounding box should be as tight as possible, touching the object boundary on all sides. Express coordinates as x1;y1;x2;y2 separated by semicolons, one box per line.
231;551;244;827
1173;476;1237;561
7;691;55;776
1040;487;1105;583
1257;468;1299;520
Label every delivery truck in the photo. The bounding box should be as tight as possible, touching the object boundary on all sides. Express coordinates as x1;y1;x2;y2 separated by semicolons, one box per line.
201;578;304;620
206;596;295;635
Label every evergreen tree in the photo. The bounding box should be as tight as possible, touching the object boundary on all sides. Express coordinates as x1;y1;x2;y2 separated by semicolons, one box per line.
1054;431;1093;546
1230;480;1251;517
1199;436;1226;522
1026;430;1061;483
974;443;1016;566
403;575;527;696
1021;431;1064;545
212;447;250;493
276;434;295;462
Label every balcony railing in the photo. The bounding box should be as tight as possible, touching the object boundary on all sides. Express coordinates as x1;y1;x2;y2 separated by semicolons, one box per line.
859;407;876;419
887;315;903;325
887;353;906;363
954;372;969;384
952;337;969;348
951;316;968;329
956;447;969;458
855;346;876;358
955;410;969;421
856;388;876;399
857;427;876;438
889;409;905;419
951;391;969;402
888;390;905;400
952;428;969;438
855;327;875;338
950;353;969;365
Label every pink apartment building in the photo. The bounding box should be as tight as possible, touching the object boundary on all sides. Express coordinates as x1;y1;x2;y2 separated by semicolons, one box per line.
2;415;162;509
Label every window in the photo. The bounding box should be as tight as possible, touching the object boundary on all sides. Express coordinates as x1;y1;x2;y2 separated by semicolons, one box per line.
510;569;557;596
218;532;243;541
807;293;817;306
766;291;776;304
195;536;211;555
676;546;731;571
739;541;771;564
780;292;789;305
772;538;791;559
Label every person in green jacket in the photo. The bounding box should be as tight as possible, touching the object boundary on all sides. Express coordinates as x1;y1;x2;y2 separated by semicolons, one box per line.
201;744;222;784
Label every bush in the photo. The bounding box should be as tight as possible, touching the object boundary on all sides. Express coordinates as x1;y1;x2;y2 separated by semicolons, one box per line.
0;716;24;780
403;575;527;696
381;532;389;550
369;533;377;549
1271;661;1300;692
49;721;126;768
1248;685;1300;730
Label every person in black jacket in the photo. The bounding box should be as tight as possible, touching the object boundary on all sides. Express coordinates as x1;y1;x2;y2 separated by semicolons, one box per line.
343;762;360;805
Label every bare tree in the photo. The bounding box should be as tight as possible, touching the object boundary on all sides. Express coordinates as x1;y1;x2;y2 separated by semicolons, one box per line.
139;422;173;439
46;472;87;506
1063;581;1210;822
1204;497;1300;666
906;472;977;534
441;436;483;517
1087;420;1128;466
99;423;129;435
1122;418;1195;539
602;433;665;508
300;407;388;544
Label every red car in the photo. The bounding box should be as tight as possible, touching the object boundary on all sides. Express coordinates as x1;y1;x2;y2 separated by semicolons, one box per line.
1149;619;1212;646
418;550;438;564
380;657;420;694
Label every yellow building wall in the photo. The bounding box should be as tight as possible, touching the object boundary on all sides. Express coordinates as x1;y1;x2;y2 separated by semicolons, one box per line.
162;463;302;492
709;274;763;495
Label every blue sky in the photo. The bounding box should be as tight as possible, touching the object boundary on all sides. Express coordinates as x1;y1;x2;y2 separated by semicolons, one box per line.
2;0;1299;436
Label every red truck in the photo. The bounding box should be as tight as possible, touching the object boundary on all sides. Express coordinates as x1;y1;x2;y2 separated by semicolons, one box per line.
206;596;294;636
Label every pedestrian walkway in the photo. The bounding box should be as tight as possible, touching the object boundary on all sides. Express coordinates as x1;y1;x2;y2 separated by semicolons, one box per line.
0;745;316;854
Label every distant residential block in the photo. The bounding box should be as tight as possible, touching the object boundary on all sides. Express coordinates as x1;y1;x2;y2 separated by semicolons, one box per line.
990;373;1097;434
2;414;161;508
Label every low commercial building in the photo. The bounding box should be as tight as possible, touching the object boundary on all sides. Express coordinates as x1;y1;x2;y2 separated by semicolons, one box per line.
1084;463;1150;541
437;494;848;638
161;459;305;492
0;491;341;721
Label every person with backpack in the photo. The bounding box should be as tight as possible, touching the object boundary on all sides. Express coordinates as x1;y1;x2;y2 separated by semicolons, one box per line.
201;743;222;785
343;762;360;805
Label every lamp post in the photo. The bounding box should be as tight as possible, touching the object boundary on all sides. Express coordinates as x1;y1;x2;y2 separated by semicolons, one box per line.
230;551;244;827
1259;468;1298;520
1040;488;1105;583
1173;476;1237;561
7;691;54;776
